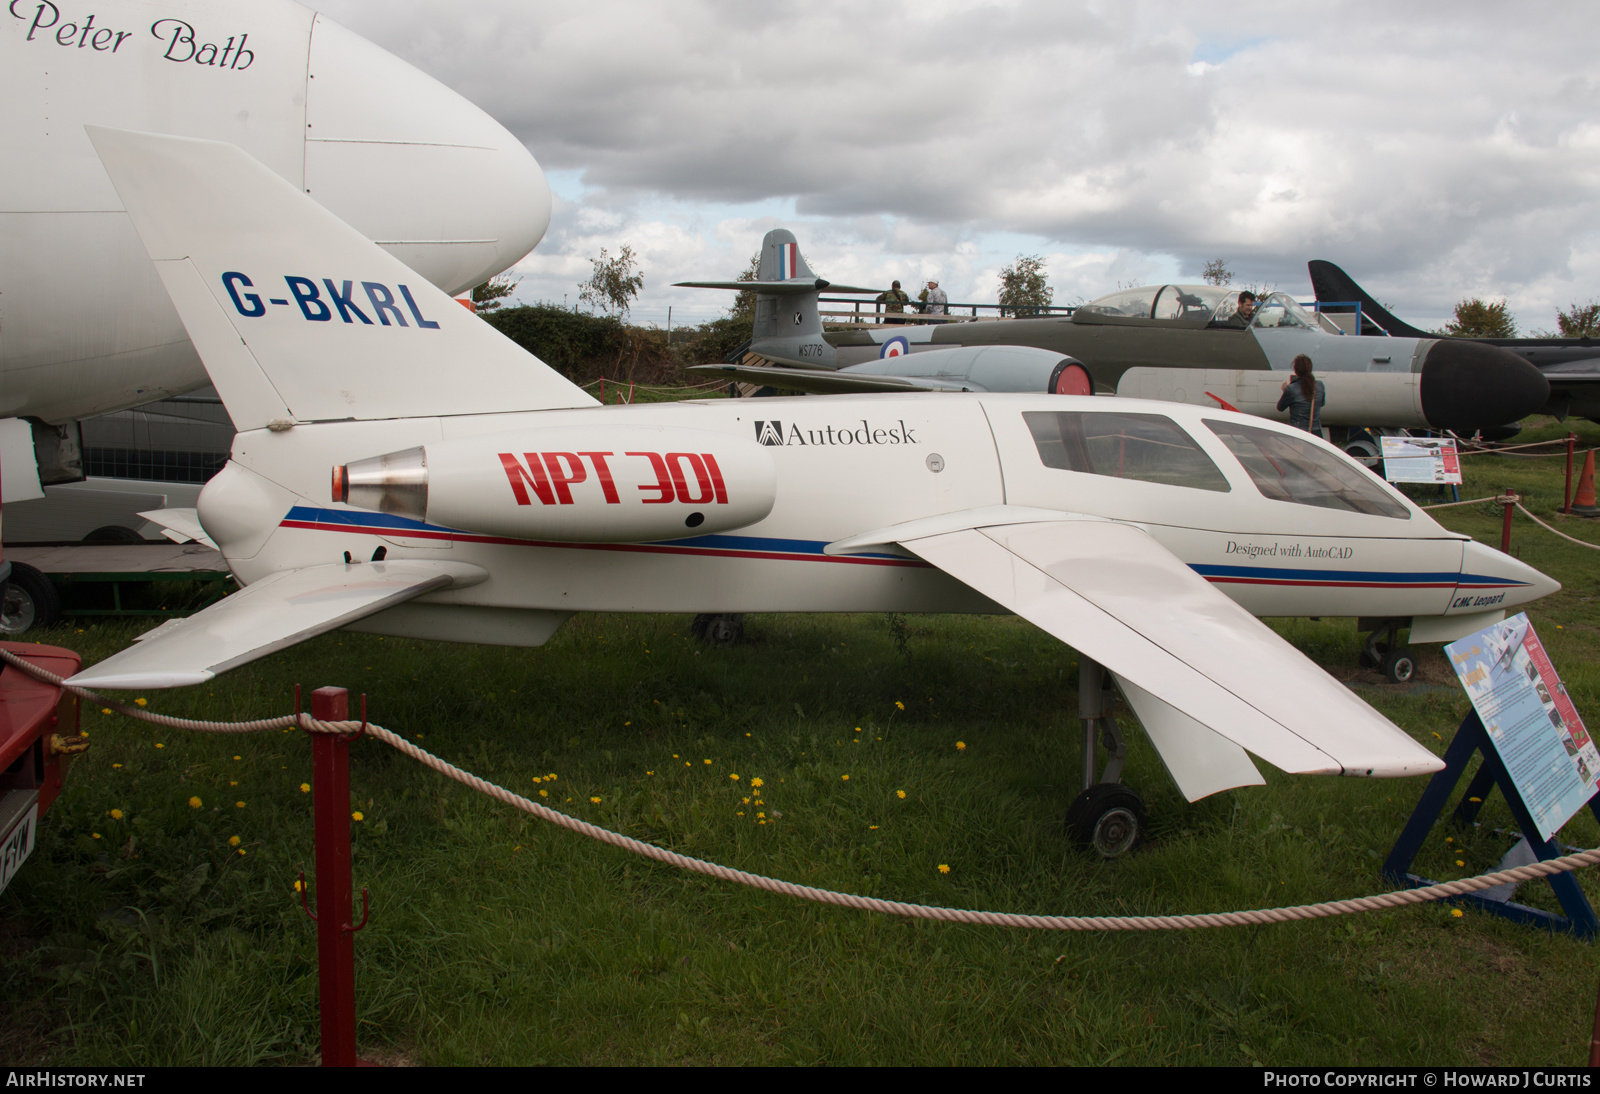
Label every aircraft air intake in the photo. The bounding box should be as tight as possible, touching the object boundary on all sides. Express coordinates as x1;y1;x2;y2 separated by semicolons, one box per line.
336;426;778;543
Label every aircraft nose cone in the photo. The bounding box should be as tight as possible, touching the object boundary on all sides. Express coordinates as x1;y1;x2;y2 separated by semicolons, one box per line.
303;14;550;296
1419;339;1550;431
1459;540;1561;609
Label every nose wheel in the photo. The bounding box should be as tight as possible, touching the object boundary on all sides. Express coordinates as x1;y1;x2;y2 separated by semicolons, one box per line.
1360;618;1415;684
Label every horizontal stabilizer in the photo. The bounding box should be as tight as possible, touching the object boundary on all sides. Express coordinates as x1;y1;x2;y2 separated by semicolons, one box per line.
674;280;884;295
86;127;596;429
687;363;975;394
69;560;488;689
902;520;1442;779
137;508;217;550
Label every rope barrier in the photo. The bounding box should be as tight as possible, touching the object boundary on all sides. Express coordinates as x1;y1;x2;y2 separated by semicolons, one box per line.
1516;502;1600;552
1422;494;1502;510
7;647;1596;932
1418;493;1600;549
1446;434;1600;457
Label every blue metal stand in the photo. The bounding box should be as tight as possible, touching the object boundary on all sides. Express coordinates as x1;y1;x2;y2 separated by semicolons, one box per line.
1384;708;1600;938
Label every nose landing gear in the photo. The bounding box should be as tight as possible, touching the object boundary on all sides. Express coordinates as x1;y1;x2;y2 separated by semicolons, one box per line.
1360;618;1415;684
1066;658;1147;857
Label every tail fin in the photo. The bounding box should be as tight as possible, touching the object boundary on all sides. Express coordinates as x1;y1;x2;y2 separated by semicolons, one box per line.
752;230;825;353
86;126;596;431
759;228;819;283
1307;260;1430;338
675;229;882;368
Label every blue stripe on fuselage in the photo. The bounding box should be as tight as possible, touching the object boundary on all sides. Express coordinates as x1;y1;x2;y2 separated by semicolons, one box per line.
281;508;1529;587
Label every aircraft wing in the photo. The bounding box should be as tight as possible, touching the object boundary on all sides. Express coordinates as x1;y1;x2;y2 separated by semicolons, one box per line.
878;517;1442;789
68;560;487;690
137;508;218;550
1541;360;1600;421
687;363;978;394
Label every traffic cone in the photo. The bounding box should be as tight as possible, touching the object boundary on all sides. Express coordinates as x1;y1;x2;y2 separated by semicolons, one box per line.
1573;451;1600;518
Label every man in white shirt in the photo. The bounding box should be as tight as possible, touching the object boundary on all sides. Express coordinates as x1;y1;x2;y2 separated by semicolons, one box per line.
923;280;948;315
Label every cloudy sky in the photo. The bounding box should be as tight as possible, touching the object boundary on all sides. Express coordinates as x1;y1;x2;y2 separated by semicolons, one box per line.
320;0;1600;334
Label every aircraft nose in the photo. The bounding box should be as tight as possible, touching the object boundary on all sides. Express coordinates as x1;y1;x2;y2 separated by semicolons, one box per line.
1459;540;1561;609
1418;340;1549;431
302;14;551;296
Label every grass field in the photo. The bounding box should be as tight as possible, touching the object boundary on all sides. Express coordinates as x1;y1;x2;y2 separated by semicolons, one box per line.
4;413;1600;1066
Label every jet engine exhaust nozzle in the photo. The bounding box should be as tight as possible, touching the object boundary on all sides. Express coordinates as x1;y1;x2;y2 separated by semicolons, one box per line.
1419;340;1550;431
338;447;428;521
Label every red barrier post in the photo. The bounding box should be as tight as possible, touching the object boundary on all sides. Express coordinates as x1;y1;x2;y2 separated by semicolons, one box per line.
1565;434;1577;514
310;686;358;1068
1501;494;1516;554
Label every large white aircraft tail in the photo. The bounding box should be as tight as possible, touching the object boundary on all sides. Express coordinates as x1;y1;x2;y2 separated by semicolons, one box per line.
86;126;596;430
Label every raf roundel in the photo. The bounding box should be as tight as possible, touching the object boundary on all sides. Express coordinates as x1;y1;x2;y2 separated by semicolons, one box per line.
879;336;910;360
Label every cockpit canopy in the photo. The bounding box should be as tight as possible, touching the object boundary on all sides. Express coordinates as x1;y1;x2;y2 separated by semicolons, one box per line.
1076;285;1328;331
1078;284;1239;322
1249;292;1320;330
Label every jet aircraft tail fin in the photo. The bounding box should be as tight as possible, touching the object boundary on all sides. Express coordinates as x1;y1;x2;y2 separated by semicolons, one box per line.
85;126;597;432
1307;260;1432;339
676;229;881;368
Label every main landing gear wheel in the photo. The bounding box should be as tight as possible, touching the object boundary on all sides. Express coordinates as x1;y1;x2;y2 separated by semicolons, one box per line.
690;613;744;646
1066;784;1147;858
1381;648;1416;685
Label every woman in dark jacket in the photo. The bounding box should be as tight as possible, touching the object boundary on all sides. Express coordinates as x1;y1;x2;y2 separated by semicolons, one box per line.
1277;354;1325;432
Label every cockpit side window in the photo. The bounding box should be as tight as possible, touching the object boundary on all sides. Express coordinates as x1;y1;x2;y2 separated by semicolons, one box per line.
1024;411;1231;492
1203;418;1412;519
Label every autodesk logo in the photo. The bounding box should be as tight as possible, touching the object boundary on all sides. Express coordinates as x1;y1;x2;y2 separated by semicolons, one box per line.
753;419;918;448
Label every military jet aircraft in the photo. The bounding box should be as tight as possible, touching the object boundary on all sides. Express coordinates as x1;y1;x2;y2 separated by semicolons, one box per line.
71;128;1564;854
1309;260;1600;424
682;231;1549;434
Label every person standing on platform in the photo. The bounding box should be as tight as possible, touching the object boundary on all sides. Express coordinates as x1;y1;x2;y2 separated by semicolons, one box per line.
877;281;910;324
1277;353;1326;432
923;280;948;316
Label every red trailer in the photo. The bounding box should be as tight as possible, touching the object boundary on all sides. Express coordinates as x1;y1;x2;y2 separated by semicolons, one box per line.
0;643;84;894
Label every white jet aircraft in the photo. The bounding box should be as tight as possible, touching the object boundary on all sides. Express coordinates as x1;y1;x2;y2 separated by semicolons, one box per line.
71;128;1563;854
0;0;550;498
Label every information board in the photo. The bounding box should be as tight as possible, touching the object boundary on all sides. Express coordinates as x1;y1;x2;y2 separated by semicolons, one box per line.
1445;613;1597;840
1381;436;1462;484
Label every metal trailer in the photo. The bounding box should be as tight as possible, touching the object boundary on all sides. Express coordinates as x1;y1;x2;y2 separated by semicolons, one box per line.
1;543;232;634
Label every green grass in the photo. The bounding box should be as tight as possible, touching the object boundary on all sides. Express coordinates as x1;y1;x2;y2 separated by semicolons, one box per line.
4;415;1600;1065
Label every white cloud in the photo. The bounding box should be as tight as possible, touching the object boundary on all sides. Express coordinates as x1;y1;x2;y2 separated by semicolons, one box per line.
319;0;1600;332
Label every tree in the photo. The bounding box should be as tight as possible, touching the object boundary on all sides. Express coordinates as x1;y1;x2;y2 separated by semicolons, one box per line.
998;255;1052;317
1556;301;1600;339
728;251;760;325
579;245;644;318
470;273;519;312
1201;259;1233;287
1443;298;1516;338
